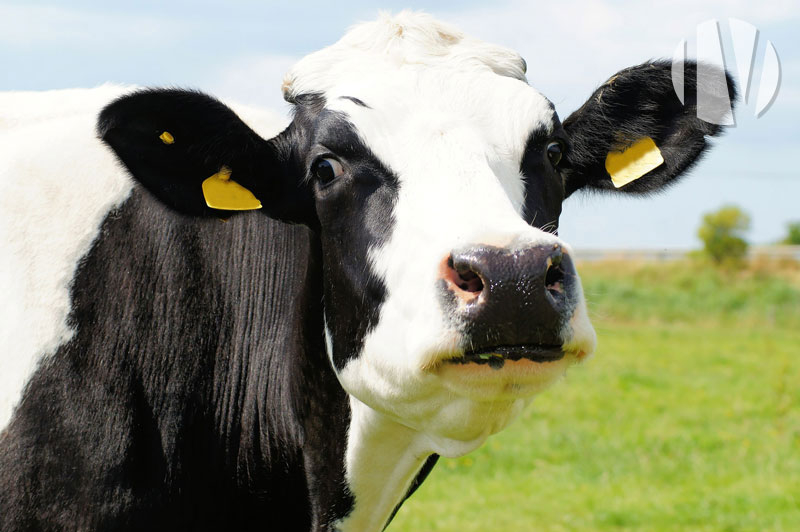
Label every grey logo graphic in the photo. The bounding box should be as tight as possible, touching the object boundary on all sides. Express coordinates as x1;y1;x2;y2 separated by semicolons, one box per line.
672;19;781;125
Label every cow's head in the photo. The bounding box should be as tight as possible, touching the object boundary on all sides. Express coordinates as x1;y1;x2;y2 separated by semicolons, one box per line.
100;13;733;453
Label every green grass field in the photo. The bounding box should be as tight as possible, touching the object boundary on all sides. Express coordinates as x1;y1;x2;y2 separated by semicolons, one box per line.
390;258;800;532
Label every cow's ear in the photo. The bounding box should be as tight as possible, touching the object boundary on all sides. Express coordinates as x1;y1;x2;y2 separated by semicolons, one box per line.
561;60;736;198
98;89;313;224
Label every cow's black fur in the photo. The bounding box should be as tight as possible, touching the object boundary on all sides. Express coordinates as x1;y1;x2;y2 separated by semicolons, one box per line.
0;188;356;530
95;88;316;225
561;60;737;197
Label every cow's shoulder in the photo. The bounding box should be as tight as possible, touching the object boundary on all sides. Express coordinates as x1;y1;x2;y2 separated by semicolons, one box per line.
0;86;289;431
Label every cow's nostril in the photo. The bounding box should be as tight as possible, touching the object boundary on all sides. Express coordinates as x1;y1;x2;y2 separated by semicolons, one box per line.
444;254;484;299
455;266;484;293
545;250;565;297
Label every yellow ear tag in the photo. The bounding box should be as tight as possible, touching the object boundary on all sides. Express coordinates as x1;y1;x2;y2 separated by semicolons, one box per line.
159;131;175;145
605;136;664;188
201;167;262;211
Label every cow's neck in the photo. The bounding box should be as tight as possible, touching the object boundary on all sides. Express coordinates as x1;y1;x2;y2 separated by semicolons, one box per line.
334;398;433;532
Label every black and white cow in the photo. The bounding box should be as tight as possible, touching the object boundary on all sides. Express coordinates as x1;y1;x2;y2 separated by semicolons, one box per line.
0;12;733;532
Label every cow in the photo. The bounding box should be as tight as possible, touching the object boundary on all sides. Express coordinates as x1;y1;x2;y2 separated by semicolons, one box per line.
0;11;734;532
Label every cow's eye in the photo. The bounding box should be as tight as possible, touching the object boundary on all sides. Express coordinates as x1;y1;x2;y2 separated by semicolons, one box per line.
546;141;564;167
311;157;344;185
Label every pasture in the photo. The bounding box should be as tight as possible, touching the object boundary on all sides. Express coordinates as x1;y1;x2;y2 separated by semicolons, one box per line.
391;257;800;532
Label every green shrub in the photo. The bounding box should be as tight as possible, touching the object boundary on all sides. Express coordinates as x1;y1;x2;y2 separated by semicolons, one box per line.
781;221;800;245
697;205;750;264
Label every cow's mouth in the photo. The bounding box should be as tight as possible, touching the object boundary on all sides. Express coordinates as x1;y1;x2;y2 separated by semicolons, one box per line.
448;345;564;370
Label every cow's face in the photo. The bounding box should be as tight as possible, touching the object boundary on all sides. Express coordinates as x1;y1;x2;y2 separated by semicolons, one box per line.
100;12;734;454
277;25;595;446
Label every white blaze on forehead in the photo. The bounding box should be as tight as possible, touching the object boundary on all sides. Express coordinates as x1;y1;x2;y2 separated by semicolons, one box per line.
283;11;555;231
284;10;557;244
283;11;527;101
327;68;554;216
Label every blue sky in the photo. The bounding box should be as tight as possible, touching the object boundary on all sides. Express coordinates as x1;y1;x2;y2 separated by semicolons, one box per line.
2;0;798;249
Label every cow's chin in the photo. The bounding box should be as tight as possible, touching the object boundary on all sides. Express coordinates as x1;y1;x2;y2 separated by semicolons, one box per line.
434;352;577;401
337;346;588;454
339;317;595;454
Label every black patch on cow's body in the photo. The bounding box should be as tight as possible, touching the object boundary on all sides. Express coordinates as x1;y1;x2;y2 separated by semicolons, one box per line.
291;103;399;371
0;189;354;531
561;60;737;197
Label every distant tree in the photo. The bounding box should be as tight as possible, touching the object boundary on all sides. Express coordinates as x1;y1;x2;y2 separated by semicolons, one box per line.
781;221;800;245
697;205;750;264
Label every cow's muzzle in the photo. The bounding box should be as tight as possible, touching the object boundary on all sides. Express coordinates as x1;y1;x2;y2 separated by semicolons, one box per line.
440;243;577;367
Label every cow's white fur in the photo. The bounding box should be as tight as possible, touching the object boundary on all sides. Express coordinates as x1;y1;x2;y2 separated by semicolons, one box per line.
337;397;430;532
285;12;596;530
0;87;287;431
